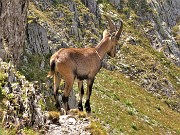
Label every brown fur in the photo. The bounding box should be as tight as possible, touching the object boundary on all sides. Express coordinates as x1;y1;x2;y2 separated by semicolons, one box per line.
48;16;123;113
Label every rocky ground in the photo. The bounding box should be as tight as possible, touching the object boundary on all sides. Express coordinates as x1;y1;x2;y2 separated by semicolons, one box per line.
0;58;92;134
46;114;90;135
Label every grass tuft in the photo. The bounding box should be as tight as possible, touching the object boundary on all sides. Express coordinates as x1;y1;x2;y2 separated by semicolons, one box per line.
86;121;107;135
48;111;60;123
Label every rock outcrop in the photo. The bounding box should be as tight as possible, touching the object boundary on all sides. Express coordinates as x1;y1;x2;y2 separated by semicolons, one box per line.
27;22;50;55
143;0;180;66
0;0;28;64
0;59;46;132
46;114;90;135
109;0;121;8
81;0;98;15
0;58;90;134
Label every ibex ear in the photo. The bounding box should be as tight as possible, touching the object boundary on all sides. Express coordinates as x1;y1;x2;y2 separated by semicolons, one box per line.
103;29;109;39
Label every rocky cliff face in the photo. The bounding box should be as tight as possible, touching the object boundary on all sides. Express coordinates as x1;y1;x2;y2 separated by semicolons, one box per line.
144;0;180;66
0;59;46;132
27;22;50;55
26;0;180;67
109;0;121;8
0;0;28;64
19;0;104;81
81;0;98;15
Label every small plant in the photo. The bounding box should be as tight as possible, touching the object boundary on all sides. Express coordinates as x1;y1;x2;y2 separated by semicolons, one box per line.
97;0;108;4
123;7;130;16
0;126;10;135
86;121;107;135
128;109;134;116
0;85;2;101
68;108;87;118
7;93;15;100
39;98;46;111
52;0;60;7
0;73;6;81
48;111;60;123
22;127;39;135
78;111;87;118
112;93;120;101
172;24;179;36
131;123;138;130
125;100;133;107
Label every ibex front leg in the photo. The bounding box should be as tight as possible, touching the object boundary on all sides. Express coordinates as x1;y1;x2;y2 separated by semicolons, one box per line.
85;78;95;113
78;81;84;111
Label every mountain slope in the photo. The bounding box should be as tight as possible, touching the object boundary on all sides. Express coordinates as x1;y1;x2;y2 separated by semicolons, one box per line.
0;0;180;134
91;69;180;134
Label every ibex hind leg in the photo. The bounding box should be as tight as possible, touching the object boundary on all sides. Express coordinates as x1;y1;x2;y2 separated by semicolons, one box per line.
78;81;84;111
62;75;74;113
53;72;61;109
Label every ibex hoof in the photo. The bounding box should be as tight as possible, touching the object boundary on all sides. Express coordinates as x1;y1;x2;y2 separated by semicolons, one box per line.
85;100;91;113
55;102;60;108
78;102;83;111
85;106;91;113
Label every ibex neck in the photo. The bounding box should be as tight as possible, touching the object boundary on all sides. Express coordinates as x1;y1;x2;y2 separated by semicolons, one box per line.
95;37;110;60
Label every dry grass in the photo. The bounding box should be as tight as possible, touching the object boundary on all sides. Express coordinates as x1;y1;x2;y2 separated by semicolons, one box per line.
29;2;54;26
69;109;87;118
85;121;107;135
48;111;60;123
91;69;180;134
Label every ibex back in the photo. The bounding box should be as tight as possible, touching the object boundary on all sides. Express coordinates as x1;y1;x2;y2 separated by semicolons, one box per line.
47;16;123;113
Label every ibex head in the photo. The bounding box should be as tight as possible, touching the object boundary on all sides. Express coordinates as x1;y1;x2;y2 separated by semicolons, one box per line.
104;15;123;57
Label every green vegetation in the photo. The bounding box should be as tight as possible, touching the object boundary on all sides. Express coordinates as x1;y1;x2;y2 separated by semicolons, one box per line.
172;21;180;45
22;127;40;135
1;0;179;134
18;53;50;81
91;69;180;134
52;0;60;7
0;126;10;135
86;121;107;135
97;0;108;3
48;111;60;122
0;72;6;82
0;72;7;101
101;1;180;113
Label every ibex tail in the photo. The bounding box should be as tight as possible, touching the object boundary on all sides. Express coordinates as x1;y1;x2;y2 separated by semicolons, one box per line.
47;60;56;78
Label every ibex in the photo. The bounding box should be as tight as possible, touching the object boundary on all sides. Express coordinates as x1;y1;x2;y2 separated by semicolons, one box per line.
47;16;123;113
